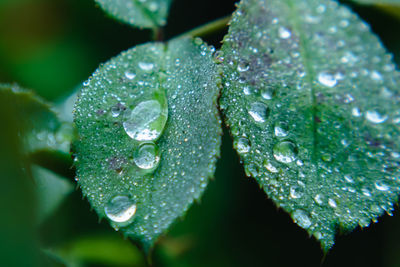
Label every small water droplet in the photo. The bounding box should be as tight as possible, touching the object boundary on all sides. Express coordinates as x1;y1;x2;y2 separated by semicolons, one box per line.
248;102;270;122
105;195;136;224
352;107;362;117
292;209;312;229
111;103;125;118
366;109;387;124
138;62;154;71
261;88;274;100
124;71;136;80
273;141;298;164
328;198;337;208
314;194;324;205
278;26;291;39
274;122;288;137
237;61;250;72
123;99;168;141
236;137;251;154
243;86;252;95
362;186;372;197
318;72;337;87
290;186;303;199
134;143;160;170
263;159;279;173
375;180;389;191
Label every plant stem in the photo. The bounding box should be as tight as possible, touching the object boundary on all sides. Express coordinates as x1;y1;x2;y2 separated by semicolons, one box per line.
176;15;231;40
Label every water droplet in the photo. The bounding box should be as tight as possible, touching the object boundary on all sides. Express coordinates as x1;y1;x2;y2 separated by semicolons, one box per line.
237;61;250;72
362;186;372;197
134;143;160;170
105;195;136;224
124;71;136;80
138;62;154;71
328;198;337;208
273;141;298;163
375;180;389;191
243;86;252;95
248;102;270;122
292;209;312;229
314;194;324;205
261;88;274;100
352;107;362;117
318;72;337;87
290;186;303;199
123;99;168;141
263;159;279;173
111;103;125;118
236;137;251;154
366;109;387;124
274;122;288;137
278;26;291;39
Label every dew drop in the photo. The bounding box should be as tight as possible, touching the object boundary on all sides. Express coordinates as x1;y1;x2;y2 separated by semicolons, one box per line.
292;209;312;229
314;194;324;205
366;109;388;124
248;102;270;123
352;107;362;117
362;186;372;197
375;180;389;191
237;61;250;72
105;195;136;224
123;99;168;141
124;71;136;80
274;122;288;137
134;143;160;170
236;137;251;154
290;186;303;199
138;62;154;71
328;198;337;208
318;72;337;87
263;159;279;173
273;141;298;163
261;88;274;100
278;26;291;39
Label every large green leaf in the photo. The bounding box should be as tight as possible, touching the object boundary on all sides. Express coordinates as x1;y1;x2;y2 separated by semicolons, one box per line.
219;0;400;250
95;0;172;29
73;37;221;251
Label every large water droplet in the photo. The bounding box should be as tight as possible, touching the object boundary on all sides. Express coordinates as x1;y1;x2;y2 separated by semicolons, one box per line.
273;141;298;163
236;137;251;154
248;102;270;123
318;72;337;87
105;195;136;224
134;143;160;170
123;99;168;141
366;109;388;124
292;209;312;229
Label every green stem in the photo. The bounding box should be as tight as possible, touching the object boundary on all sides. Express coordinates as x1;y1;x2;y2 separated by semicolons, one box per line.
176;15;231;39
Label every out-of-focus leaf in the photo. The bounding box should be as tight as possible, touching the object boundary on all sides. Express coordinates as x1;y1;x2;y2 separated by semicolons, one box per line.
33;165;74;223
353;0;400;5
74;37;221;251
95;0;172;29
220;0;400;250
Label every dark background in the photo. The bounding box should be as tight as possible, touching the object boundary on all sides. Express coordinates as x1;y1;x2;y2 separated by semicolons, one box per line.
1;0;400;266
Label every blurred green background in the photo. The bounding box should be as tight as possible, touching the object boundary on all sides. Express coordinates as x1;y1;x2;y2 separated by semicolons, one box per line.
1;0;400;266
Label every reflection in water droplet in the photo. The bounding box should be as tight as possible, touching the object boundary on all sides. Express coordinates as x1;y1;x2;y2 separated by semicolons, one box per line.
375;180;389;191
366;110;387;124
105;195;136;224
248;102;270;122
318;72;337;87
273;141;298;163
293;209;312;229
278;26;291;39
123;99;168;141
138;62;154;71
236;137;251;154
134;143;160;170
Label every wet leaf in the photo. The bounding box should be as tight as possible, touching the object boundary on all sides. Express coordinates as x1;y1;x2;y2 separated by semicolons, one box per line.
73;37;221;251
219;0;400;250
95;0;172;29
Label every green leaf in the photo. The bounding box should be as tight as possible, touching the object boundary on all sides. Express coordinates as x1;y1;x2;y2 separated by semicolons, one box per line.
73;37;221;251
219;0;400;250
33;165;74;223
95;0;172;29
0;84;72;154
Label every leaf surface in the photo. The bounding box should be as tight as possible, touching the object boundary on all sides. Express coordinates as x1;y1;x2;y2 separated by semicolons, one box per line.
73;37;221;251
95;0;172;28
220;0;400;250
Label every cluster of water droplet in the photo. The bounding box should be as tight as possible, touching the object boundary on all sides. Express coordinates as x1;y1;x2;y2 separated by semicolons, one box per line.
220;0;400;249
